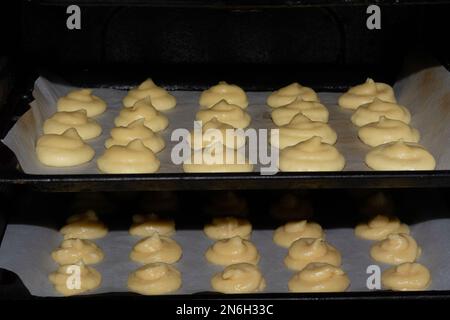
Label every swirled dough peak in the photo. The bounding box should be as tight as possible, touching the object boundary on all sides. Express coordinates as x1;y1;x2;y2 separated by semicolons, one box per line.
52;239;104;265
57;89;107;117
288;263;350;292
211;263;266;293
60;210;108;240
196;100;251;128
284;238;341;271
271;99;329;125
382;263;431;291
105;119;165;153
189;118;246;150
338;79;397;110
123;79;176;111
273;220;324;248
204;217;252;240
129;214;175;237
351;99;411;127
114;99;169;132
358;116;420;147
130;233;182;264
370;233;421;265
267;83;319;108
36;128;95;167
97;139;160;174
205;236;260;266
43;110;102;140
279;136;345;172
271;114;337;149
48;262;101;296
365;140;436;171
355;215;410;240
199;81;248;109
128;262;182;295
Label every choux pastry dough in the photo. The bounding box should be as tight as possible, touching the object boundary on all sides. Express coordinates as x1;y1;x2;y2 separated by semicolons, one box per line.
205;236;260;266
129;214;175;237
382;262;431;291
43;110;102;140
199;81;248;109
123;79;176;111
128;262;182;295
211;263;266;294
288;263;350;292
267;83;319;108
57;89;107;117
370;233;421;265
189;118;246;150
355;215;410;241
271;99;329;125
196;100;251;128
49;262;101;296
130;233;182;264
52;238;104;265
273;220;324;248
60;210;108;240
114;99;169;132
351;99;411;127
204;217;252;240
36;128;95;167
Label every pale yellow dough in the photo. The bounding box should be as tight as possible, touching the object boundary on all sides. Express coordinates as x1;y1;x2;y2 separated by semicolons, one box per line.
278;136;345;172
267;83;319;108
271;99;329;125
338;78;397;110
123;79;176;111
57;89;107;117
355;215;410;241
365;140;436;171
204;217;252;240
273;220;325;248
211;263;266;294
189;118;246;150
284;238;341;271
382;263;431;291
60;210;108;240
97;139;160;174
351;98;411;127
128;262;182;295
205;236;260;266
199;81;248;109
43;110;102;140
49;263;101;296
114;99;169;132
370;233;421;265
288;263;350;292
52;238;104;265
130;233;182;264
129;214;175;237
196;100;251;128
36;128;95;167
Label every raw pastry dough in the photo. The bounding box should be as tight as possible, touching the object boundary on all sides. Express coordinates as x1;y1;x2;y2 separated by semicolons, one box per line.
365;140;436;171
288;263;350;292
43;110;102;140
211;263;266;293
278;136;345;172
267;83;319;108
52;238;104;265
130;233;182;264
123;79;176;111
196;100;251;128
355;215;410;241
49;263;101;296
205;236;260;266
271;99;329;125
351;98;411;127
199;81;248;109
204;217;252;240
97;139;160;174
114;99;169;132
382;262;431;291
189;118;246;150
358;116;420;147
338;78;397;110
284;238;341;271
129;214;175;237
36;128;95;167
57;89;107;117
128;262;182;295
273;220;324;248
370;233;421;265
60;210;108;240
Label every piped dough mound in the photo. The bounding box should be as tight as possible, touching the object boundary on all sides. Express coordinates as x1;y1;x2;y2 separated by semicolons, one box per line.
97;139;160;174
271;99;329;125
57;89;107;117
338;79;397;110
284;238;341;271
288;263;350;292
205;236;260;266
123;79;176;111
365;140;436;171
114;99;169;132
60;210;108;240
199;81;248;109
36;128;95;167
196;100;251;129
130;233;182;264
49;262;101;296
351;98;411;127
52;238;104;265
273;220;324;248
189;118;246;150
128;262;182;295
211;263;266;294
204;217;252;240
129;214;175;237
279;136;345;172
355;215;410;241
43;110;102;140
267;83;319;108
370;233;421;265
382;262;431;291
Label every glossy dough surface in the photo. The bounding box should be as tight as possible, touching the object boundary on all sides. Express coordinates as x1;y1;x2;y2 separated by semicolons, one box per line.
43;110;102;140
211;263;266;293
382;263;431;291
351;99;411;127
130;233;182;264
128;262;182;295
355;215;410;241
370;233;421;265
271;99;328;125
273;220;324;248
196;100;251;128
204;217;252;240
52;239;104;265
205;236;260;266
123;79;176;111
129;214;175;237
114;99;169;132
338;79;396;110
60;210;108;240
49;263;101;296
199;82;248;109
288;263;350;292
57;89;107;117
267;83;319;108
